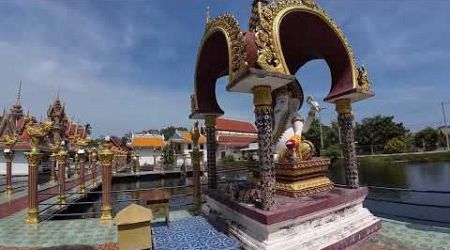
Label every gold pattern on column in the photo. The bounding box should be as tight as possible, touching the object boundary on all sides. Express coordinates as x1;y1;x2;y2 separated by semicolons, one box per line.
56;149;68;205
252;85;272;108
1;134;18;196
23;117;52;224
99;141;114;220
25;150;43;224
3;150;15;195
90;150;98;186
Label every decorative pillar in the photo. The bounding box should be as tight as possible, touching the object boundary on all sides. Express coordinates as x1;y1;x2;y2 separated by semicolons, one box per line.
25;149;43;224
205;115;217;190
135;154;140;173
336;99;359;189
74;153;79;178
190;122;202;212
56;149;68;205
99;144;114;220
252;86;276;211
90;150;98;186
78;151;86;194
3;150;15;195
49;152;57;184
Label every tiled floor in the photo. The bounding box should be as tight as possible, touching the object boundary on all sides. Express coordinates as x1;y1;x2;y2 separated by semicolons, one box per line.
352;218;450;250
152;216;240;250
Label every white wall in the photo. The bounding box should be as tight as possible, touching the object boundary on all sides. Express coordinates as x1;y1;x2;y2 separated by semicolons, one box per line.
0;151;48;175
135;148;162;166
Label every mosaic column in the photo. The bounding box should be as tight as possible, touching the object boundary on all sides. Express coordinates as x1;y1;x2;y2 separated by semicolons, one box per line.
99;145;114;220
205;115;217;190
252;86;276;211
3;150;15;195
25;150;43;224
336;99;359;189
190;122;202;212
56;149;68;205
78;152;86;194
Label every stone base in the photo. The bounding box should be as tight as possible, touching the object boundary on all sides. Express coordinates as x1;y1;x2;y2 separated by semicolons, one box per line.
203;187;380;250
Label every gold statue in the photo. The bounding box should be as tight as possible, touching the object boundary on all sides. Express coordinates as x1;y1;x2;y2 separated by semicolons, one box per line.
23;116;53;152
1;134;19;149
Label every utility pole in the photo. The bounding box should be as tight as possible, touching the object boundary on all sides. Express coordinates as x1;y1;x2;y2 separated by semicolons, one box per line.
442;102;450;151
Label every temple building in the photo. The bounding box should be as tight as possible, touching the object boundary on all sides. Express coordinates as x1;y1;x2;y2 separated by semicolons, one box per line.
131;133;165;166
169;130;207;165
215;117;257;160
0;86;89;175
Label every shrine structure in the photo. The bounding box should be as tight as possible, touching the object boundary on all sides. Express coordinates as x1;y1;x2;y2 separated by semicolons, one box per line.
190;0;378;249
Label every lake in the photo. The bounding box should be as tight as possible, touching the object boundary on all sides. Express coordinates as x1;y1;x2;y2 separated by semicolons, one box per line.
329;161;450;228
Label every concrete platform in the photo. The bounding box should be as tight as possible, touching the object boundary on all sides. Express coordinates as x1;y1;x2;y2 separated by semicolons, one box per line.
203;187;381;250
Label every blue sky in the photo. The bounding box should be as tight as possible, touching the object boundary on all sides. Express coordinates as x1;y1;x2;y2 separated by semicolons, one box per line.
0;0;449;136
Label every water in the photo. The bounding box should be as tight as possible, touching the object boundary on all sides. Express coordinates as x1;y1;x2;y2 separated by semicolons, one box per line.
52;171;249;220
329;161;450;228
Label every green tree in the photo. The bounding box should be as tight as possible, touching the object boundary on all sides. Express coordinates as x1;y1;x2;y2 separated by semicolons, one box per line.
304;119;332;155
160;126;188;140
355;115;409;154
161;144;175;165
414;127;439;151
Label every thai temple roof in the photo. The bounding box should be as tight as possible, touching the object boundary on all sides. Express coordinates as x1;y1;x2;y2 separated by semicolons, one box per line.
216;117;257;134
172;130;207;144
0;84;89;151
131;133;166;148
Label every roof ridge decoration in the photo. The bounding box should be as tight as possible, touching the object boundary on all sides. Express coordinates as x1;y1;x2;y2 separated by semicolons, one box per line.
203;13;247;84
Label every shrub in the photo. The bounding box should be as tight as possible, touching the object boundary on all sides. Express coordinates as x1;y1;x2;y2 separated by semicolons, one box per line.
384;137;407;154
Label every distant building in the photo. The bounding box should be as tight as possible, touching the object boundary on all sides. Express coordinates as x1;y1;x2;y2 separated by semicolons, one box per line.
0;86;88;175
169;130;207;165
215;118;257;160
131;133;165;166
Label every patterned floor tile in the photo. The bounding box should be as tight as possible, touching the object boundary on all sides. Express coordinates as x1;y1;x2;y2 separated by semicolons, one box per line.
152;216;240;250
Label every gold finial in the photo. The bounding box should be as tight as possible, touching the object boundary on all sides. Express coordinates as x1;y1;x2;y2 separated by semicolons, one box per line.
56;86;60;101
206;6;211;24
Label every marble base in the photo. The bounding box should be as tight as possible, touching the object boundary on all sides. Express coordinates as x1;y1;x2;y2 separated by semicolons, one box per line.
203;187;380;250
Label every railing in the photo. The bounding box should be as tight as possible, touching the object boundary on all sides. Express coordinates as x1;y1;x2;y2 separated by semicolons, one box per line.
334;183;450;225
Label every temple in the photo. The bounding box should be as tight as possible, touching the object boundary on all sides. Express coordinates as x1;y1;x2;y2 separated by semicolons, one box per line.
131;133;165;166
190;0;378;249
0;84;89;175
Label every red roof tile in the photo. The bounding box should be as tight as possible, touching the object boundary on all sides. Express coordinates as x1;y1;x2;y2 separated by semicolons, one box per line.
217;135;257;148
216;118;256;134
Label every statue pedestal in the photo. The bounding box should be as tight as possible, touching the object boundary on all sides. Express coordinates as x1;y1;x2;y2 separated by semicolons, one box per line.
203;187;380;250
276;157;334;198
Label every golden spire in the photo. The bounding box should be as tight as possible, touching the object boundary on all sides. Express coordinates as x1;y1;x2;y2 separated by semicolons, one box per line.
206;6;211;24
16;80;22;105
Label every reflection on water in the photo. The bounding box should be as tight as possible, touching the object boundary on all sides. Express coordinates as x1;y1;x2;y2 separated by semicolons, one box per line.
329;161;450;228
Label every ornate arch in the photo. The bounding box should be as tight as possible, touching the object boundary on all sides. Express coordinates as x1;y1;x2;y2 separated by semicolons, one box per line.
250;0;372;102
192;14;248;118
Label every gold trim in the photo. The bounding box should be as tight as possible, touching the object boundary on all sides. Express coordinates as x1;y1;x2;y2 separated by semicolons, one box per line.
276;165;328;176
205;115;216;127
276;176;332;191
335;99;352;114
253;0;358;89
252;85;272;107
196;14;247;87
